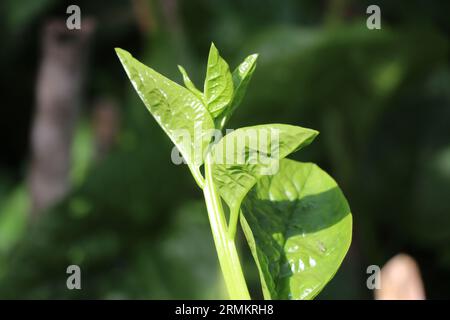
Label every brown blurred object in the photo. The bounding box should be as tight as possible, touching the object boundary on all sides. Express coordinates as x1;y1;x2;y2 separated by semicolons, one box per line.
28;18;95;218
132;0;156;34
375;253;426;300
92;98;120;161
160;0;182;34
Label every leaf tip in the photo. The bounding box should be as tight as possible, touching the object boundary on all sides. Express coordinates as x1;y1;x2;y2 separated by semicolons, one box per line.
250;53;259;61
307;129;320;145
114;47;130;63
209;42;220;57
246;54;259;69
306;128;320;142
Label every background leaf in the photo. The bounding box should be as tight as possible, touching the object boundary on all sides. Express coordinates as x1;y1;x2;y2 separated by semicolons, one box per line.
240;159;352;299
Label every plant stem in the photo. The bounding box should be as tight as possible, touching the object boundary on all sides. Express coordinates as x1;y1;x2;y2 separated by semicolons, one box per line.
188;164;205;189
203;153;250;300
227;207;239;240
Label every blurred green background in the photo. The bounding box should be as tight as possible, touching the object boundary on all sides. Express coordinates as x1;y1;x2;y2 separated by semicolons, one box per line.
0;0;449;299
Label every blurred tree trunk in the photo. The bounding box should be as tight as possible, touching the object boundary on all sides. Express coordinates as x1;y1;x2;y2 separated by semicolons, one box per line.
92;97;120;161
28;19;95;218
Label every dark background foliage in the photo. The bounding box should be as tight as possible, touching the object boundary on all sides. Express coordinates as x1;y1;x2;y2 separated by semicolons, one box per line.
0;0;449;299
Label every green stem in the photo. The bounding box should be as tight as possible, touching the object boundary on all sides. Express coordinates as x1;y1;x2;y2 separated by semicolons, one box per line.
188;164;205;189
203;153;250;300
227;207;239;240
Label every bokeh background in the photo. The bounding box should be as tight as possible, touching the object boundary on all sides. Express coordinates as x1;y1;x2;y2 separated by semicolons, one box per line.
0;0;449;299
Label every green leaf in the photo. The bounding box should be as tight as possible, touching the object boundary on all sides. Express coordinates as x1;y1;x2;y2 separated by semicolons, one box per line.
115;48;215;183
177;65;205;102
240;159;352;299
204;43;234;118
211;124;318;234
217;53;258;128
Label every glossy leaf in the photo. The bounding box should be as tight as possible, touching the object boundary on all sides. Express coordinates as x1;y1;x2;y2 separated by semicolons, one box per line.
217;53;258;128
115;48;215;180
211;124;318;232
177;65;205;102
240;159;352;299
204;43;234;118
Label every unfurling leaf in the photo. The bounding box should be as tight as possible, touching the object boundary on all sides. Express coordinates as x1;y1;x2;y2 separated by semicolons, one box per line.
217;53;258;128
204;43;234;118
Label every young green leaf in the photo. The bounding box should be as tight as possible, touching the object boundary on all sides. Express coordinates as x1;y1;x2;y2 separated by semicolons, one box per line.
217;53;258;128
177;65;205;102
116;43;352;301
240;159;352;300
204;43;234;118
211;124;318;237
115;48;215;186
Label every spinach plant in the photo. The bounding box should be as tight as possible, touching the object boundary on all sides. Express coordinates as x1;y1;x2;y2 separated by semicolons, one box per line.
115;43;352;300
